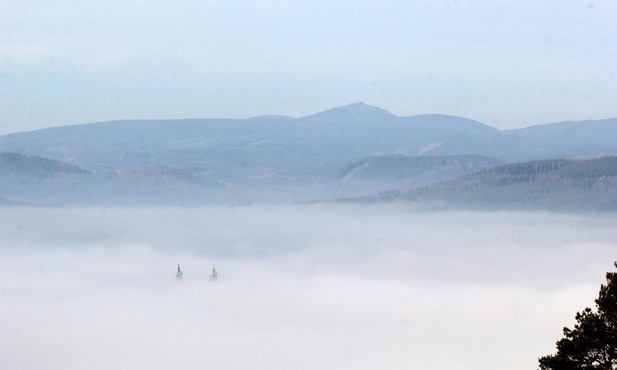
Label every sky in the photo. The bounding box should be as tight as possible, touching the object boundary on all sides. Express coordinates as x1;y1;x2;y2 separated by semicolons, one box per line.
1;0;616;134
1;205;616;369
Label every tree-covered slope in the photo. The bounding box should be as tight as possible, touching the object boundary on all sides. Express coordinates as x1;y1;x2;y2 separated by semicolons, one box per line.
335;154;505;196
0;152;91;176
0;153;221;206
399;157;617;211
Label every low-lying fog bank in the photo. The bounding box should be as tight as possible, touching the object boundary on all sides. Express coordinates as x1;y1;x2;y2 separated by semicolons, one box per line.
1;205;615;369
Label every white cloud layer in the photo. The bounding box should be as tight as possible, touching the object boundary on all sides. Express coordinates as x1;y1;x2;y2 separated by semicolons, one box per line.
0;205;615;369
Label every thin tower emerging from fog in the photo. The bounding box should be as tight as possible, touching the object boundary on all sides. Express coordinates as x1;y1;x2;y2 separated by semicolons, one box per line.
175;264;183;280
210;265;218;281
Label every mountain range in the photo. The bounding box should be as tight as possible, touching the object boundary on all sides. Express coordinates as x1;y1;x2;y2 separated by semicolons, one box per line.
0;102;616;207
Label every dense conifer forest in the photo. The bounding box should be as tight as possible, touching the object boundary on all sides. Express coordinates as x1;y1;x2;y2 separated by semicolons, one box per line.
388;157;617;211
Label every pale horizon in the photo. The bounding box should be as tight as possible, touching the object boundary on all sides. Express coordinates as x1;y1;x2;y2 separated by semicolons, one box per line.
1;1;616;135
1;101;616;136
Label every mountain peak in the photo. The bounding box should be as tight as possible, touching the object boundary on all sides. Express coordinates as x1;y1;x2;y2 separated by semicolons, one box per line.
300;102;397;123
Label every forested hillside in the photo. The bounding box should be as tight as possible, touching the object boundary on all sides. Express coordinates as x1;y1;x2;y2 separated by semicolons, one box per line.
0;151;505;206
397;157;617;211
0;152;91;176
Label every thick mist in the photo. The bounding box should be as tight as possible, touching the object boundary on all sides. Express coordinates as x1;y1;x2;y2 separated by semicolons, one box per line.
1;205;615;369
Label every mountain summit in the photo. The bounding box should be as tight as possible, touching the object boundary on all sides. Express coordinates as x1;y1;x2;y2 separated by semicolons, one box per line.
300;102;397;123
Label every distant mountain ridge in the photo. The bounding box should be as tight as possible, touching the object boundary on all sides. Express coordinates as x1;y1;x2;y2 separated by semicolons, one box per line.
0;103;616;207
300;102;397;123
1;103;614;171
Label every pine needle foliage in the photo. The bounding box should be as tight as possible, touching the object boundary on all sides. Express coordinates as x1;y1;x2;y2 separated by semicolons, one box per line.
539;262;617;370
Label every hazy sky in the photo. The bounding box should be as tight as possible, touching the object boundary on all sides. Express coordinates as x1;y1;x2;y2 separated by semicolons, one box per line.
1;205;616;369
1;0;616;134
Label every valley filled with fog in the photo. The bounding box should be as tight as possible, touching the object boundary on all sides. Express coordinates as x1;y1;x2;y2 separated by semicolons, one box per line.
1;204;615;369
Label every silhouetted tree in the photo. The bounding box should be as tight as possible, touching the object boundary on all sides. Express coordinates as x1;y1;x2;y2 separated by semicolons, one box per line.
539;262;617;370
